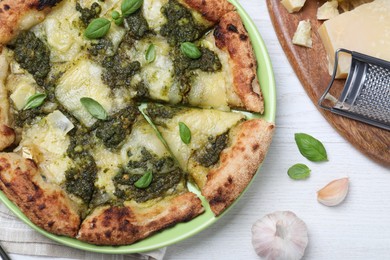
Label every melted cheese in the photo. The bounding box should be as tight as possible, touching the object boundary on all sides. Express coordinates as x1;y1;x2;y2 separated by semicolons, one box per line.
187;33;239;111
93;118;169;195
158;109;244;169
18;111;74;185
130;36;179;102
55;59;115;127
7;73;37;110
143;0;168;31
32;0;87;63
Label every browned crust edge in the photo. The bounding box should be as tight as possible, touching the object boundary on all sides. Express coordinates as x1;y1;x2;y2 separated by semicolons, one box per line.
0;0;62;45
214;11;264;113
0;48;15;151
0;125;15;151
202;119;275;216
180;0;235;23
77;192;204;245
0;152;81;237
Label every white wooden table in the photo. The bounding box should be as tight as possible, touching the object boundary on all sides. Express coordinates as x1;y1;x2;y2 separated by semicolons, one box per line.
11;1;390;259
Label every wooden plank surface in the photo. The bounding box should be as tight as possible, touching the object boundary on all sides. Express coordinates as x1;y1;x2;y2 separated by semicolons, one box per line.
266;0;389;166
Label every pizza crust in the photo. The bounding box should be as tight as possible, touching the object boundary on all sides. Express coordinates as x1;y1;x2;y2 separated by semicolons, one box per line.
214;11;264;113
0;0;62;45
181;0;235;23
0;48;15;151
78;192;204;245
0;153;81;237
202;119;274;216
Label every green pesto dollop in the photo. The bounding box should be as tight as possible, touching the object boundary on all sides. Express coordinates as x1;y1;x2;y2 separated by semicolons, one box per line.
124;8;150;40
88;38;114;58
92;106;140;149
101;53;141;89
134;81;150;99
174;47;222;95
195;133;229;167
15;107;45;127
160;0;206;45
145;103;182;125
113;148;183;202
76;2;102;27
65;129;97;204
12;31;51;86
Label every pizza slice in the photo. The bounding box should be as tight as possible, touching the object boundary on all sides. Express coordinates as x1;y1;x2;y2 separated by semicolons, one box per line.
145;104;274;215
126;1;263;113
78;115;204;245
0;109;84;237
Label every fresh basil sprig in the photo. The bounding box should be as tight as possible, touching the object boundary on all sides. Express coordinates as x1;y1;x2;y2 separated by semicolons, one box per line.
24;93;47;110
288;163;311;180
135;171;153;188
179;122;191;144
145;44;156;63
295;133;328;162
80;97;108;120
121;0;143;17
84;18;111;39
180;42;202;59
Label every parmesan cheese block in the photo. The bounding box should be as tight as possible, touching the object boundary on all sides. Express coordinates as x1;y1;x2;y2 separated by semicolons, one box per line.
292;20;312;48
55;59;115;127
317;0;340;20
281;0;307;13
318;0;390;78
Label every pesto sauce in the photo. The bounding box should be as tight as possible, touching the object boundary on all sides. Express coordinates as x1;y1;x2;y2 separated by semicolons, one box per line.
195;133;229;167
101;53;141;89
11;31;51;86
174;47;222;95
125;8;150;40
113;148;183;202
160;0;207;45
65;127;98;204
76;2;102;27
92;105;140;149
145;103;181;125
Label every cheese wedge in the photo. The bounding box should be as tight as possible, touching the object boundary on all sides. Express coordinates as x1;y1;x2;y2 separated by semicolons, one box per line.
318;0;390;78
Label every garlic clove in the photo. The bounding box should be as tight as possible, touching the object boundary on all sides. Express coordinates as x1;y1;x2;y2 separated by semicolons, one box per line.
317;177;349;207
251;211;308;260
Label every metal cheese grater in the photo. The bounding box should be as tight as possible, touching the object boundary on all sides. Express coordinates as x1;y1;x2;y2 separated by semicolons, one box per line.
319;48;390;131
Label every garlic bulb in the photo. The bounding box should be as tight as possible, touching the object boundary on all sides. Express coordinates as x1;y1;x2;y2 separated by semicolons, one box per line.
317;177;349;206
251;211;308;260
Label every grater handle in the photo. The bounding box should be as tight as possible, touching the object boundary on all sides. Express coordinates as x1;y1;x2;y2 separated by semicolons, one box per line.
318;48;352;111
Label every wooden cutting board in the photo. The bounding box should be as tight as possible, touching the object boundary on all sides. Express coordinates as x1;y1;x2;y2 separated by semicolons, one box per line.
266;0;390;166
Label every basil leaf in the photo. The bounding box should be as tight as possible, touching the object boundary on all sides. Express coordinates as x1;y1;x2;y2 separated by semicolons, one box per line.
111;10;120;20
135;171;153;188
288;163;311;180
145;44;156;63
179;122;191;144
84;18;111;39
121;0;143;17
295;133;328;162
180;42;202;59
23;93;47;110
80;97;108;120
114;17;124;26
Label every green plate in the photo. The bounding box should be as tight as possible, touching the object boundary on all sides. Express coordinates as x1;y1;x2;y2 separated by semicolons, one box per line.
0;0;276;254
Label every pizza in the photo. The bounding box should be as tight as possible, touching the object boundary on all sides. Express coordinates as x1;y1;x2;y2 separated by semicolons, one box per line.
0;0;274;246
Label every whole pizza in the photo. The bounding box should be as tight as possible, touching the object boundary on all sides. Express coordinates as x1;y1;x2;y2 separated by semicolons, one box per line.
0;0;274;246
